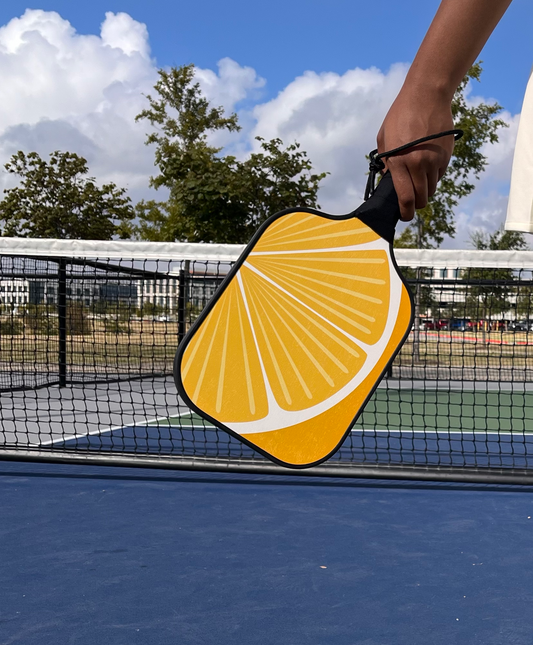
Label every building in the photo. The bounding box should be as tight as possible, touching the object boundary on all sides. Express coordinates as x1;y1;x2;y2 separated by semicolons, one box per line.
0;279;30;307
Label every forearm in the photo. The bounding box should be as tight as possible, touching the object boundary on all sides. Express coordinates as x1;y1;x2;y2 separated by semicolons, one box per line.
377;0;512;221
403;0;512;102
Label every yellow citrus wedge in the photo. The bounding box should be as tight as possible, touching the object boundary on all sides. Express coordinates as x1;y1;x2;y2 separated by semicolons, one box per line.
180;211;412;466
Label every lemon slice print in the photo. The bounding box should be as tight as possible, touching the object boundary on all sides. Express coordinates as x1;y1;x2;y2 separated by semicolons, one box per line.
179;211;412;466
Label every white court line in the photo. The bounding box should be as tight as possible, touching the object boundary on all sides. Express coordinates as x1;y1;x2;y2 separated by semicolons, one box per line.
350;428;533;437
42;423;533;447
40;409;198;447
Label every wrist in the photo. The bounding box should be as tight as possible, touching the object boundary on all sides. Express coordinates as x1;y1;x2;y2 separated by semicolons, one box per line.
401;69;457;105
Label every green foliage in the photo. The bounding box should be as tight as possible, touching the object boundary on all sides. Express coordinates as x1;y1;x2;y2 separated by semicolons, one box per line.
0;318;22;335
0;151;134;239
94;301;132;322
67;303;91;335
395;62;508;249
136;301;165;318
135;64;327;243
24;305;58;335
237;137;327;233
186;301;203;324
470;228;527;252
104;318;127;334
465;226;528;319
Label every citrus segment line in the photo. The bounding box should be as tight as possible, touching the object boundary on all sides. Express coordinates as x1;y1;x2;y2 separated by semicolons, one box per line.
253;280;338;387
192;304;225;402
256;267;374;334
243;261;375;345
261;265;383;305
253;278;357;369
263;212;316;236
235;285;256;415
262;228;373;247
252;259;386;287
246;279;293;405
251;249;387;258
262;219;368;244
252;287;313;401
215;291;232;414
251;255;386;264
236;271;275;411
252;263;388;333
182;305;212;379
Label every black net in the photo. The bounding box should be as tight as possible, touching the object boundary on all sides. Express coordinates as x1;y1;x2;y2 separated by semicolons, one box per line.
2;243;533;481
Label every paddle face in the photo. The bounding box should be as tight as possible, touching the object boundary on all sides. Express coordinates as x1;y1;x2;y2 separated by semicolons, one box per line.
174;172;414;468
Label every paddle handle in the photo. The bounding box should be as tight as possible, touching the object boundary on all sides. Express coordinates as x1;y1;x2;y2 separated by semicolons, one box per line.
356;129;464;243
354;171;400;244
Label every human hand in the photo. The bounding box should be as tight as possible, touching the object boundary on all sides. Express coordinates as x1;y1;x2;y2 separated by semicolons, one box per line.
377;89;455;221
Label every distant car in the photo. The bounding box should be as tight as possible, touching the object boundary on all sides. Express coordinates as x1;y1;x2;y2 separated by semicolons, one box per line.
508;320;529;332
449;318;474;332
490;320;507;331
419;319;436;330
418;319;450;331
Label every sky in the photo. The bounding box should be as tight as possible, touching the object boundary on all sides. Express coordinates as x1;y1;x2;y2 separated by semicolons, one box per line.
0;0;531;248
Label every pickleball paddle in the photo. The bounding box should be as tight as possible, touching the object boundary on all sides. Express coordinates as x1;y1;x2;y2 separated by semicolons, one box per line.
174;129;463;468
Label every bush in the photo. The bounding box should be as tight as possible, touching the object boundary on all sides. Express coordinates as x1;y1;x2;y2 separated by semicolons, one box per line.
24;305;58;335
104;318;126;334
67;303;92;335
0;319;23;335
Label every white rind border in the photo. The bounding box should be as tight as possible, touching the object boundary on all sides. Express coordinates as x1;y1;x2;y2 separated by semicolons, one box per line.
2;237;533;269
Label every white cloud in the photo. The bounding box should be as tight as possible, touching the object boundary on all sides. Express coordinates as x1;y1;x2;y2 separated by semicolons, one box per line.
0;10;263;202
251;64;408;213
252;69;519;247
100;11;150;58
0;9;519;248
440;110;519;248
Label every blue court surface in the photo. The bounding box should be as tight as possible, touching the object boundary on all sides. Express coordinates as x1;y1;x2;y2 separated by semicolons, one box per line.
50;409;533;470
2;460;533;645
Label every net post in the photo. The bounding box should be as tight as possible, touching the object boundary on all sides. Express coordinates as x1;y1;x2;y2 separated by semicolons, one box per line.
178;260;190;344
57;258;67;387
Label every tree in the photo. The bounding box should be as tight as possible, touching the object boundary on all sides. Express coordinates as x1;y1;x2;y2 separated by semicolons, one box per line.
136;301;165;319
0;151;134;239
395;63;508;249
66;302;92;336
135;64;327;243
238;137;327;234
465;227;527;323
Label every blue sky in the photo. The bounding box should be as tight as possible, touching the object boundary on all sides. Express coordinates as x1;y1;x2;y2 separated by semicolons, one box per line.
0;1;531;246
2;0;530;111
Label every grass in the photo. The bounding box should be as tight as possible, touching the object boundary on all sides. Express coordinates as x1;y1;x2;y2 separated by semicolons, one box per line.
0;320;179;372
398;330;533;371
3;324;533;377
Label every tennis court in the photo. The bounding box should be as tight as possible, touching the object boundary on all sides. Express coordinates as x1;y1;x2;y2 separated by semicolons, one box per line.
3;377;533;470
6;379;532;469
3;460;533;645
2;240;533;480
3;240;533;643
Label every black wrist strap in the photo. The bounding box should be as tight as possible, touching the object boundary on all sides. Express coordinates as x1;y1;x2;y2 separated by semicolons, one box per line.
364;129;464;201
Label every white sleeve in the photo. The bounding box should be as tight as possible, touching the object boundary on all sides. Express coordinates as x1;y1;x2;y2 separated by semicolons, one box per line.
505;66;533;233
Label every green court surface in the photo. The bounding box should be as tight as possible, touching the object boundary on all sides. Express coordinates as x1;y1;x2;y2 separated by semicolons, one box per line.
154;388;533;436
354;387;533;435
